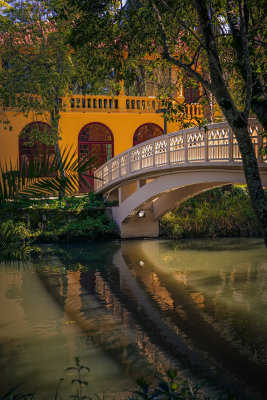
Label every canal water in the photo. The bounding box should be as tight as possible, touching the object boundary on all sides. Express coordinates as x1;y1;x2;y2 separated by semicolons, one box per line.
0;239;266;399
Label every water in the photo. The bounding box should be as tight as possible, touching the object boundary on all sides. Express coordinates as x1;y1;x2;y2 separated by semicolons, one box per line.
0;238;266;399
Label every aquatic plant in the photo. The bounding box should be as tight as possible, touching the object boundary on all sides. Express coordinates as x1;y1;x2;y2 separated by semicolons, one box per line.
0;363;236;400
65;357;91;400
129;369;204;400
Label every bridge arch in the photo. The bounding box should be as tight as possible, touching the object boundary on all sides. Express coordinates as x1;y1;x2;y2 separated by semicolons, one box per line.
95;120;266;238
117;168;258;221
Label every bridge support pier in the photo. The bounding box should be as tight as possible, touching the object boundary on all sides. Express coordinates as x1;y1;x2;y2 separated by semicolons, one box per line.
112;206;159;239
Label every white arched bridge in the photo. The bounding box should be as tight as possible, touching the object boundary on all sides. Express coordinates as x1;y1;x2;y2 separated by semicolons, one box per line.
94;119;267;238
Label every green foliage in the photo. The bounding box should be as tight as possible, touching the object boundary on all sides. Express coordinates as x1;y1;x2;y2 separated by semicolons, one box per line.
0;364;235;400
130;369;205;400
0;147;96;204
161;186;261;239
0;1;72;132
18;192;115;211
40;213;118;242
0;220;33;261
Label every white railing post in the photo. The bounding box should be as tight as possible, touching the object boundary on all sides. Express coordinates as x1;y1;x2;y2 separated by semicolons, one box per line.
258;124;263;162
205;130;209;161
108;165;111;184
118;156;121;178
229;128;233;161
184;131;188;162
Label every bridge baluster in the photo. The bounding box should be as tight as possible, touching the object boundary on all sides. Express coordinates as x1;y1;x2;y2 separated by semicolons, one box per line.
94;119;263;191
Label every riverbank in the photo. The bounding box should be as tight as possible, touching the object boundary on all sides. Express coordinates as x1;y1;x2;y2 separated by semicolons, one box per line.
0;186;263;249
0;193;119;245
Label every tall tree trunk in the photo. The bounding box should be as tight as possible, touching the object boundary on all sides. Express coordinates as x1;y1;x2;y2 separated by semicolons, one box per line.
232;122;267;245
226;1;267;131
251;75;267;132
193;0;267;244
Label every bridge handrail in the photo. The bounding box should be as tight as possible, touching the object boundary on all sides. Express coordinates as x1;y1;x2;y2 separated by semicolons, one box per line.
94;119;266;191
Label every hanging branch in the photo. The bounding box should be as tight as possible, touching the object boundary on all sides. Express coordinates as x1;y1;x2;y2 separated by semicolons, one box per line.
150;0;212;92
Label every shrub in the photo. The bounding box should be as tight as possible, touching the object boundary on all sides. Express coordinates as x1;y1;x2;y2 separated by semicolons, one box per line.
0;220;32;242
160;185;261;239
0;220;33;261
37;213;119;242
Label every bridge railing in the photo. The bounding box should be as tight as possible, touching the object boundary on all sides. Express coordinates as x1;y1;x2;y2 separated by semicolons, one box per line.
94;119;265;191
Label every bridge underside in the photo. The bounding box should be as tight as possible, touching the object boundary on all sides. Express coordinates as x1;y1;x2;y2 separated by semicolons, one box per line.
107;168;267;239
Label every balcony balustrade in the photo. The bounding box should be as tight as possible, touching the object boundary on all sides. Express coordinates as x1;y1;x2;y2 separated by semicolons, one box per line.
65;94;202;118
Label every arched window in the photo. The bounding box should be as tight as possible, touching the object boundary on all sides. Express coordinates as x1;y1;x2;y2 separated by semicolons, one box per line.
133;123;164;146
78;122;114;190
19;122;55;173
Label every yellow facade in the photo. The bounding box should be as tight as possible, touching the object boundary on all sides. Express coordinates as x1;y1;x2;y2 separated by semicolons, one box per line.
0;93;203;166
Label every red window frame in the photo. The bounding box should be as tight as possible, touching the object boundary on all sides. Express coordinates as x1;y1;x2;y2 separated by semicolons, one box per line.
133;123;164;146
78;122;114;191
19;122;55;175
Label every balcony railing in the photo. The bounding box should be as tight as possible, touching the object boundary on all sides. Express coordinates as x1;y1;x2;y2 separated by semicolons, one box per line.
64;94;203;118
6;94;203;118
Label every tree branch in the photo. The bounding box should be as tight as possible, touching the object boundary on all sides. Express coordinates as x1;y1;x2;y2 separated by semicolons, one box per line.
159;0;206;48
150;0;211;92
239;0;252;120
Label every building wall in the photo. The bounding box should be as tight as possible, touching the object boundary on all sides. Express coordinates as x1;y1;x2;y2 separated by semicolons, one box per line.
1;105;185;165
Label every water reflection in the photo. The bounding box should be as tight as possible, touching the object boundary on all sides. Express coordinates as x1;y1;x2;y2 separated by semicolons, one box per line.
0;239;266;399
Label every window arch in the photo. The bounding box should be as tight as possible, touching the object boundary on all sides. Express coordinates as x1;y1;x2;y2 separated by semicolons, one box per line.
133;123;164;146
19;122;55;170
78;122;114;190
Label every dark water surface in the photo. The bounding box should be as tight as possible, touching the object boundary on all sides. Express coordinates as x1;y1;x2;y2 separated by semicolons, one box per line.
0;239;266;399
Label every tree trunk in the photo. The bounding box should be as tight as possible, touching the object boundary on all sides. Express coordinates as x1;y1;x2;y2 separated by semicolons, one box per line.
232;122;267;245
193;0;267;245
251;75;267;132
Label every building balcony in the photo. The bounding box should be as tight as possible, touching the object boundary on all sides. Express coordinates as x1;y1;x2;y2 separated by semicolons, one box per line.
65;94;203;118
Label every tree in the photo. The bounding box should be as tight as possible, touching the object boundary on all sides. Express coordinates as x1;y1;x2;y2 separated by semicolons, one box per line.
0;0;113;196
124;0;267;244
0;1;75;195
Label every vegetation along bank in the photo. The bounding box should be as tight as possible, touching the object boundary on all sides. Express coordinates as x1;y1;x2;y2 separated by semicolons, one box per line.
0;185;263;250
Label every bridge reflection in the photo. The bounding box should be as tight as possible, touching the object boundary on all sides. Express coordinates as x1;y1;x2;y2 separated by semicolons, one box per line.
33;240;267;399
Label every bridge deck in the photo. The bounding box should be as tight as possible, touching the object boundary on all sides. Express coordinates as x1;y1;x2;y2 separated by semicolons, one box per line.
95;119;266;193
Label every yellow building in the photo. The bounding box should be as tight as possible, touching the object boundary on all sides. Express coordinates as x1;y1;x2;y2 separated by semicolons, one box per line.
0;90;203;190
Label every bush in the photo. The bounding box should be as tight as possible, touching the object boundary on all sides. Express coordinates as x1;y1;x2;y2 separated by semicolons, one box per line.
2;192;117;211
37;213;119;242
0;220;33;261
0;193;119;243
0;219;32;242
160;185;261;239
